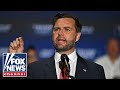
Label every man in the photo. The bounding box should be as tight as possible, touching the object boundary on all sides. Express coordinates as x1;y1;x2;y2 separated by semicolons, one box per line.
95;37;120;79
26;45;38;64
8;13;105;79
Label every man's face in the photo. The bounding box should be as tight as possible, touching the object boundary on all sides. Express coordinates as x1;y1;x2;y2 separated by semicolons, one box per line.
52;18;80;52
27;49;38;63
107;39;120;57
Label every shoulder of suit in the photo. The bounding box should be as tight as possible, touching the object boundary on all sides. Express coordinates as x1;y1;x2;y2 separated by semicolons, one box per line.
28;55;54;68
27;61;43;69
28;61;41;65
85;59;103;67
87;60;104;73
78;55;104;69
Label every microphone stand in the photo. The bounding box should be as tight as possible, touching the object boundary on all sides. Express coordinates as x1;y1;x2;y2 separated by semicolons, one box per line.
67;73;76;79
66;65;76;79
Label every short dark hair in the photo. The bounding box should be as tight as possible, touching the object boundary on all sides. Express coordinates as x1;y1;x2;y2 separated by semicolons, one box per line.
52;13;82;33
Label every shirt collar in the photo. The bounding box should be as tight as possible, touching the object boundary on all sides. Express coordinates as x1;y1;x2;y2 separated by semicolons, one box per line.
54;50;77;63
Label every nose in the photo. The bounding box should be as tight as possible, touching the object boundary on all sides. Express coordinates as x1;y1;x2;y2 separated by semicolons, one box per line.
58;29;64;36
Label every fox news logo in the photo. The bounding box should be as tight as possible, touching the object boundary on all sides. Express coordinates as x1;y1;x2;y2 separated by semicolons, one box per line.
3;53;27;77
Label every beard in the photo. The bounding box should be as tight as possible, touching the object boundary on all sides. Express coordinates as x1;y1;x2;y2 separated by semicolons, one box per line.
53;39;75;52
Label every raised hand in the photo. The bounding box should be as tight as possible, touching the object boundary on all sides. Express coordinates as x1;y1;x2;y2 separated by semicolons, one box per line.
8;37;24;53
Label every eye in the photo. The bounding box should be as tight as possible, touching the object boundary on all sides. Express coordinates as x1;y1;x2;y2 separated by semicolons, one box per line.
65;28;71;31
53;28;59;32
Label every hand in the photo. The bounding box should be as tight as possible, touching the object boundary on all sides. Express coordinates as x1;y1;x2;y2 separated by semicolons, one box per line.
8;37;24;53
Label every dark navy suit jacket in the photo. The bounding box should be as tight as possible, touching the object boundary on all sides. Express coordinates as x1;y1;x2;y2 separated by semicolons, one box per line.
27;54;106;79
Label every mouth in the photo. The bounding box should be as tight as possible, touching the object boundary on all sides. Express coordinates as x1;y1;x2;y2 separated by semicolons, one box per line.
57;38;66;44
58;39;66;42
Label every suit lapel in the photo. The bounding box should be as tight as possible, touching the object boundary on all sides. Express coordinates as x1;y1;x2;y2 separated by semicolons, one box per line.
44;55;57;79
75;54;88;79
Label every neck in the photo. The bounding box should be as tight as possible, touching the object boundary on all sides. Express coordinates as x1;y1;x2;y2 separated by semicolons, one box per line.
57;47;75;55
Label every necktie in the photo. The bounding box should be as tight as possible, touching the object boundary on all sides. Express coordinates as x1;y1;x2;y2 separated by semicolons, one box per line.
60;67;69;79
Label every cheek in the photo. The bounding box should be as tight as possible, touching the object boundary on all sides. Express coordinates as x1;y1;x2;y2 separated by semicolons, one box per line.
66;34;76;42
52;33;57;41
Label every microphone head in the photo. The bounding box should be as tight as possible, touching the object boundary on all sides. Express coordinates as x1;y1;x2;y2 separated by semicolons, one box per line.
61;54;69;63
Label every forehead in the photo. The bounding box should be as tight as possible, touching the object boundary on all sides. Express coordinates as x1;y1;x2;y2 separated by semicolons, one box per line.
55;18;75;25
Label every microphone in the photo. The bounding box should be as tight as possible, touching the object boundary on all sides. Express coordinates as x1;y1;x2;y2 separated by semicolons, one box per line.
61;54;70;74
59;61;66;78
60;54;75;79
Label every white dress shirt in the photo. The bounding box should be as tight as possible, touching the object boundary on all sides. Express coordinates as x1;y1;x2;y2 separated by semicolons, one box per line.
95;55;120;79
54;50;77;79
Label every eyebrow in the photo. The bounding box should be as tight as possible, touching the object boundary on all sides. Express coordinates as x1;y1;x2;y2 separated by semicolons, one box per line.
53;26;72;29
64;27;71;29
53;27;60;29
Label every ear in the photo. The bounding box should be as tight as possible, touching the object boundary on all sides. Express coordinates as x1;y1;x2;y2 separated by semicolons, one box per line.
75;32;81;42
